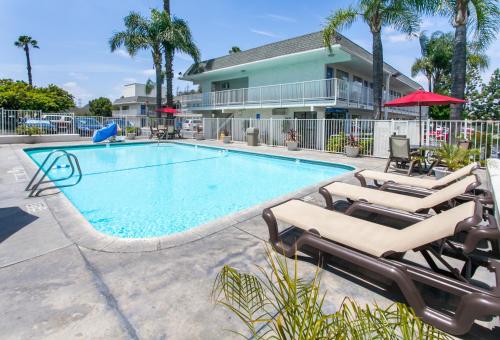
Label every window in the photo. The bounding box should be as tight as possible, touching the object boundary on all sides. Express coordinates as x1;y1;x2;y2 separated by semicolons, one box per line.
122;105;129;111
336;69;349;81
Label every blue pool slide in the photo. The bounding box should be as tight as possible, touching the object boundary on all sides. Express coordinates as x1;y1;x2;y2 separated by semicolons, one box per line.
92;123;118;143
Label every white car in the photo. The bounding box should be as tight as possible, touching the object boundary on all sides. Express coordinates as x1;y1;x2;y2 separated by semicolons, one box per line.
182;119;202;131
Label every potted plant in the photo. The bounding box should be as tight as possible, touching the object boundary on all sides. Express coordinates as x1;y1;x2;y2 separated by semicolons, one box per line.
126;126;139;140
16;126;41;144
194;125;204;140
286;129;299;151
220;128;231;144
344;134;360;157
433;143;480;179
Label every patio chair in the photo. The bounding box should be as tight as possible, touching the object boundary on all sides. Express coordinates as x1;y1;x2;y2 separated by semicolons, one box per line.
263;199;500;336
319;174;492;218
166;125;176;139
355;162;479;191
385;137;421;175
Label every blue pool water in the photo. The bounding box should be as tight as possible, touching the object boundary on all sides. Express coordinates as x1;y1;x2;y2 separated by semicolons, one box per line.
26;143;353;238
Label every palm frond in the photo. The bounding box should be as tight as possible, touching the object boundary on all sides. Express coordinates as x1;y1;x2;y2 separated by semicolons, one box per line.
469;0;500;50
322;6;358;51
382;0;421;35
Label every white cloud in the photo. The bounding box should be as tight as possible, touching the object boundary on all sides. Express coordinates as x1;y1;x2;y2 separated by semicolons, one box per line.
385;33;414;43
264;14;296;23
68;72;88;80
142;69;156;76
383;26;396;34
114;49;131;58
250;29;281;38
62;81;94;104
411;74;428;89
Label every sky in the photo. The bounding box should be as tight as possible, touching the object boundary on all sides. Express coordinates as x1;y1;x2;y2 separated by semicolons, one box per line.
0;0;499;106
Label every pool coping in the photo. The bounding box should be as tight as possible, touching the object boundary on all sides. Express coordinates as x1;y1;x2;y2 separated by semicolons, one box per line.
17;141;358;253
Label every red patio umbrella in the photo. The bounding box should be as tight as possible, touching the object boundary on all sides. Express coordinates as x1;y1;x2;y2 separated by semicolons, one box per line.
384;89;466;146
154;107;178;114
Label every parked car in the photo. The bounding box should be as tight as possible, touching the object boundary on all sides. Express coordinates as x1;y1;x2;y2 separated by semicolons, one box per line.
42;114;73;132
75;117;103;136
182;119;202;131
19;119;57;134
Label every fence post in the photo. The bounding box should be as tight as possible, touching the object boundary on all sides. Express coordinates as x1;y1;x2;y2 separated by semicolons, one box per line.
216;117;220;140
270;118;273;146
0;108;3;135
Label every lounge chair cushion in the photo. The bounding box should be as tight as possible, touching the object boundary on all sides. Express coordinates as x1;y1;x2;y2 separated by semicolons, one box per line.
324;175;477;212
358;162;478;189
270;200;476;257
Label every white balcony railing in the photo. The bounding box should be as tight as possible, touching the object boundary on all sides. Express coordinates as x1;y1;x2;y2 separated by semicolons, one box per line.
179;78;418;115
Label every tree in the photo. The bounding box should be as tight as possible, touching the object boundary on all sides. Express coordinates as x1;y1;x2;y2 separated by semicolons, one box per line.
436;0;500;120
88;97;113;117
14;36;39;86
229;46;241;54
467;69;500;120
162;0;200;109
482;69;500;120
323;0;419;119
0;79;74;111
411;31;488;94
110;10;165;116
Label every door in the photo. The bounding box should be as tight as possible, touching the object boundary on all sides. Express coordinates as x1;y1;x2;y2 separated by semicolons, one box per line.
326;67;334;98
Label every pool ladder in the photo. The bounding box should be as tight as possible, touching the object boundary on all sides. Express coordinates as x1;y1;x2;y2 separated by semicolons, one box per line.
26;149;82;197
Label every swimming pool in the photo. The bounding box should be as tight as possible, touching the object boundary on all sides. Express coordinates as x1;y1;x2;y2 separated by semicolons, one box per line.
26;143;353;238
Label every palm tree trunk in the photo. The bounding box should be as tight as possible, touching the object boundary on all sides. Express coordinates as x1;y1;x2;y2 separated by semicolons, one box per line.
155;64;163;118
24;46;32;86
450;23;467;120
163;0;174;109
165;48;174;108
372;30;383;119
427;74;432;92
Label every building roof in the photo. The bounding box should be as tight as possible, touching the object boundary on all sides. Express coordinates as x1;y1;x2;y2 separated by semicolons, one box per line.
113;96;155;105
184;31;420;89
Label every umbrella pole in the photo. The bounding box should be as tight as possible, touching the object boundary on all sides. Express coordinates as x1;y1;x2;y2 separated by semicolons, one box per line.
419;105;422;147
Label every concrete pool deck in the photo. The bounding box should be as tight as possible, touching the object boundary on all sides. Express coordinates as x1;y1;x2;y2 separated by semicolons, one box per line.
0;140;499;339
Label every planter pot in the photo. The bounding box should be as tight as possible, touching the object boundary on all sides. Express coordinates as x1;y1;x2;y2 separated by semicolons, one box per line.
223;136;231;144
433;166;452;179
345;145;360;157
287;141;299;151
194;133;205;140
126;133;136;140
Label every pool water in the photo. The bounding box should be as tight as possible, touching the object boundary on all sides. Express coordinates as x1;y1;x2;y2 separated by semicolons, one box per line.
26;143;353;238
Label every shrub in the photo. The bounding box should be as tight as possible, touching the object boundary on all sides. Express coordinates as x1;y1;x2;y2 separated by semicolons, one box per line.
212;246;451;339
16;125;41;136
125;126;139;134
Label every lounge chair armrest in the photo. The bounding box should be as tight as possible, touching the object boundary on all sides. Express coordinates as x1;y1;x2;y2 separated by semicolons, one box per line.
463;216;500;254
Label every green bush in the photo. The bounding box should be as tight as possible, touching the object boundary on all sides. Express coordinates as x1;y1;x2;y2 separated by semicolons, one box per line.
125;126;139;134
16;125;41;136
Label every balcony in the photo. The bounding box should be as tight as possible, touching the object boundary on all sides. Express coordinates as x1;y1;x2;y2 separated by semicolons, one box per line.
179;78;419;115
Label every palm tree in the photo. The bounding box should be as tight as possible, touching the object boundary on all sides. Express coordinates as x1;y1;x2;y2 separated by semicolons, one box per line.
412;31;489;93
110;11;164;115
162;0;200;109
323;1;419;119
229;46;241;54
14;35;39;86
439;0;499;119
